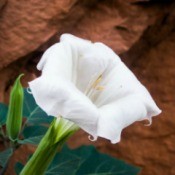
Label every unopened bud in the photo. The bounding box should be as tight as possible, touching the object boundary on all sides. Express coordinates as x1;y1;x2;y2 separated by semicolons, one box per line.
6;74;24;141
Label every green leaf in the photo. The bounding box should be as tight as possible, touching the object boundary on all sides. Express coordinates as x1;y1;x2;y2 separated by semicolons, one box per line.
0;148;13;168
15;145;140;175
23;88;53;124
19;125;48;145
15;162;24;175
46;147;81;175
49;145;140;175
73;146;140;175
0;103;8;126
23;88;38;117
47;145;140;175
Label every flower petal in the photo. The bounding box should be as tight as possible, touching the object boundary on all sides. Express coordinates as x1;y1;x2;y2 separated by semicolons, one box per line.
29;35;101;138
29;76;99;138
37;42;73;80
97;94;161;144
94;60;161;115
61;34;121;93
94;58;161;143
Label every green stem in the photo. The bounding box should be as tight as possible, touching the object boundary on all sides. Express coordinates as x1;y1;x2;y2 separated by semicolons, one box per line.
20;117;78;175
0;158;10;175
0;126;8;148
0;126;6;138
0;140;20;175
20;141;60;175
19;107;39;135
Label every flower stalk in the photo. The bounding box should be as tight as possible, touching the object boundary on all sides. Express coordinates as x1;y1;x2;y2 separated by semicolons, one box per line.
20;117;79;175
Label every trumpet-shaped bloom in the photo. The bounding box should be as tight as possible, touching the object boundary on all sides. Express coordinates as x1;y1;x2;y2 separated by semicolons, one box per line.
29;34;161;144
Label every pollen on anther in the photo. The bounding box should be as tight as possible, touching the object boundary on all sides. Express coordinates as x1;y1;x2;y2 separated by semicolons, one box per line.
96;86;104;91
92;75;102;88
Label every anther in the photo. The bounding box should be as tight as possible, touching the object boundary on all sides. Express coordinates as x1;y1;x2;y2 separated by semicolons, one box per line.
96;86;104;91
92;75;102;88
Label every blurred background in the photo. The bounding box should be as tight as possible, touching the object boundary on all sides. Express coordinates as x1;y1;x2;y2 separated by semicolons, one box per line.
0;0;174;175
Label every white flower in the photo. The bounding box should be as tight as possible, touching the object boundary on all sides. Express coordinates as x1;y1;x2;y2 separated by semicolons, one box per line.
29;34;161;144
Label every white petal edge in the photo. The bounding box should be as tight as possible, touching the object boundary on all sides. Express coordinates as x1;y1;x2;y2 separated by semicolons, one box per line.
97;94;161;144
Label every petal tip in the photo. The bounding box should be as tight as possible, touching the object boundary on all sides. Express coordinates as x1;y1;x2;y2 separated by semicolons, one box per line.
111;136;121;144
153;107;162;116
88;135;97;142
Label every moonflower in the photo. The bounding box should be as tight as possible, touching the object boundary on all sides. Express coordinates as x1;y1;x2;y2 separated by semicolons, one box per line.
29;34;161;144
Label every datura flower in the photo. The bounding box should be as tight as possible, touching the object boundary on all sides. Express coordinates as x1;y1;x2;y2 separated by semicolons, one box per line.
29;34;161;144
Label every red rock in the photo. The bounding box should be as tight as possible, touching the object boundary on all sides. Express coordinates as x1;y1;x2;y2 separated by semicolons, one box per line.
0;0;157;69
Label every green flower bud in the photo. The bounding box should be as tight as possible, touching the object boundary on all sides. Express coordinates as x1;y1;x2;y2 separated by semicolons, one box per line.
6;74;24;141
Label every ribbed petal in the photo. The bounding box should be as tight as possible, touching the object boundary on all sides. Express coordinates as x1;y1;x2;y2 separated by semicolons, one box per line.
95;59;161;143
97;94;161;144
29;38;100;137
61;34;121;93
37;42;73;80
29;75;99;137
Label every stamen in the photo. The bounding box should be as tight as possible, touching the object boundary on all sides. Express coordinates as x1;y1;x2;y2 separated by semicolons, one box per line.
84;73;99;95
92;75;102;88
85;74;105;99
96;86;104;91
